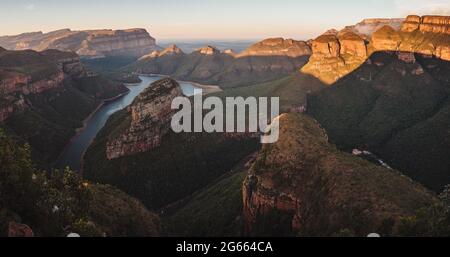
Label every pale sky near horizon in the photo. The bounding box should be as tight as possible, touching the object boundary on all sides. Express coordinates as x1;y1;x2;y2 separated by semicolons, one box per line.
1;0;449;41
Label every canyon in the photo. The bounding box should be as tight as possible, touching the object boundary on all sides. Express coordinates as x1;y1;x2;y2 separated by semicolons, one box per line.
0;48;127;165
0;28;159;57
2;13;450;237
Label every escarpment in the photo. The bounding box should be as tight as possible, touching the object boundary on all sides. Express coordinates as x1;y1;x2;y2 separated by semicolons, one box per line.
243;113;437;236
0;28;159;57
106;78;183;159
302;14;450;84
0;48;128;165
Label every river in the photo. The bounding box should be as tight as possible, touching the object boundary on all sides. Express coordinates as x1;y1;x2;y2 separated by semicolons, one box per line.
55;75;200;171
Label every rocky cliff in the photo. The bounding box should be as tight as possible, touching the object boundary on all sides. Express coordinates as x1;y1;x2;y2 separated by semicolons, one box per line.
237;38;311;58
371;15;450;61
302;15;450;84
243;113;437;236
301;30;368;84
0;28;159;57
106;78;183;159
0;48;128;165
0;49;91;121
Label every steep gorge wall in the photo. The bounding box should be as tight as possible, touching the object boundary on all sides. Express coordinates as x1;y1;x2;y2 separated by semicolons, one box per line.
106;78;183;159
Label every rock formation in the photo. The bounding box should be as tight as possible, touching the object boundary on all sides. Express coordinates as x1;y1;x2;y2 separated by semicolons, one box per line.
0;49;91;121
243;113;437;236
237;38;311;58
301;31;367;84
128;38;311;88
302;14;450;84
0;48;128;164
0;28;159;57
139;44;184;60
196;45;220;55
401;15;450;34
106;78;183;159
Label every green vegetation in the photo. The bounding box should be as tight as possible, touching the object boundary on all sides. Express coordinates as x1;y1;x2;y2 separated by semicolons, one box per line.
398;186;450;236
0;48;128;167
307;52;450;191
0;130;159;237
84;109;259;209
163;157;251;236
213;71;325;112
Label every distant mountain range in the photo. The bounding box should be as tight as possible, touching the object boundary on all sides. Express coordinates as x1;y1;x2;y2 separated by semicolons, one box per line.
0;28;160;57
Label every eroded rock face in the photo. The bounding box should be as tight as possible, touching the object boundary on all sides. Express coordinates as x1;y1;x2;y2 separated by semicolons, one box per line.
339;32;368;57
238;38;311;58
0;28;159;57
303;15;450;84
243;114;437;236
301;31;367;84
402;15;450;34
0;48;94;121
106;78;183;159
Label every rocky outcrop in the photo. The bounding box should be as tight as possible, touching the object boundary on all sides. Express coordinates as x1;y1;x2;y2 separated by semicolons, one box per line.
222;49;236;56
243;113;437;236
106;78;182;159
139;44;184;60
238;38;311;58
372;20;450;61
0;28;159;57
401;15;450;34
303;15;450;84
301;31;367;84
339;32;368;57
0;49;90;121
196;45;220;55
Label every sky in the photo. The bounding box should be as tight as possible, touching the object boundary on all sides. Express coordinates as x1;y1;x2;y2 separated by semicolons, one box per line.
0;0;449;40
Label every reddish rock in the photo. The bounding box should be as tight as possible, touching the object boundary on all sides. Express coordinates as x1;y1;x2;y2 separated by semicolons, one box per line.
8;222;34;237
311;34;341;58
401;15;450;34
106;78;183;159
238;38;311;58
339;32;367;57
